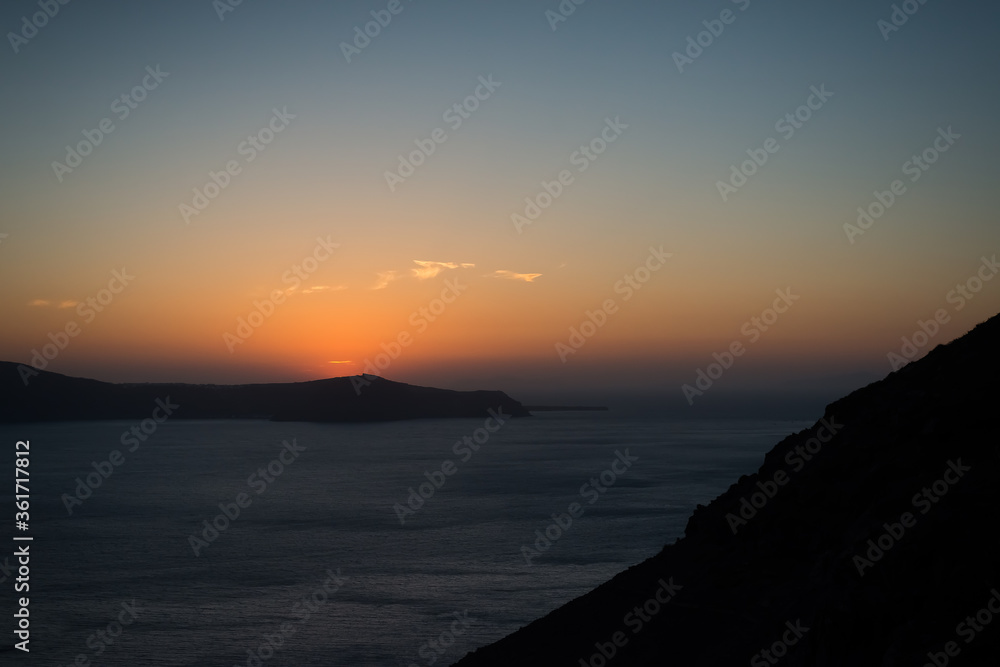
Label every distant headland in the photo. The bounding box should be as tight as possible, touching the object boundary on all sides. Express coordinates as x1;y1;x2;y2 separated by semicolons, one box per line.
0;363;529;424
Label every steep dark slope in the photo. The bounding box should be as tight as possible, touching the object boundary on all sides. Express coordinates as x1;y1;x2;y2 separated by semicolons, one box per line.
455;314;1000;666
0;364;529;423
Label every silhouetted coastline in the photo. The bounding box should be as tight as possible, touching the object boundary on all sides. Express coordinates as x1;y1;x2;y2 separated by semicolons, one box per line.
0;365;529;424
455;314;1000;666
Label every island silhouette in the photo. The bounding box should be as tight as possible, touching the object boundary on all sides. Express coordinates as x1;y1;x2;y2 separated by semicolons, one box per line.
0;365;529;423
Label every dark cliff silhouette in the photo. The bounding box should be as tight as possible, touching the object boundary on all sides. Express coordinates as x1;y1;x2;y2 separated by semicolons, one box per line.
455;314;1000;666
0;363;528;423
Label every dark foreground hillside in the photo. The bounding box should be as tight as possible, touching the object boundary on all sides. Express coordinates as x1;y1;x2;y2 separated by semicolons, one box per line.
455;314;1000;666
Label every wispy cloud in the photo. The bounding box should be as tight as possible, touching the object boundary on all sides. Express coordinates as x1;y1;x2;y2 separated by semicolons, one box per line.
488;270;542;282
372;270;402;290
302;285;346;295
27;298;78;308
411;260;475;280
328;360;352;364
372;261;474;288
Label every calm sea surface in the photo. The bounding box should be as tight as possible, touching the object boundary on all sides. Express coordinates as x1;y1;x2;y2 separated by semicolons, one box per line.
0;413;809;666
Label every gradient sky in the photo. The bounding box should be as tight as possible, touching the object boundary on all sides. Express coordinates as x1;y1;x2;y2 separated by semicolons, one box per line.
1;0;998;413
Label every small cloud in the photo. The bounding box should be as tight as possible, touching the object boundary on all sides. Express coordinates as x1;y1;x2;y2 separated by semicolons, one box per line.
302;285;347;295
372;270;402;290
58;300;78;309
411;260;475;280
28;299;50;307
375;262;475;287
328;360;352;364
488;270;542;283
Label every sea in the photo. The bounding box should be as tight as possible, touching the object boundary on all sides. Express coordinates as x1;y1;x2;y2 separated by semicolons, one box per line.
0;413;810;666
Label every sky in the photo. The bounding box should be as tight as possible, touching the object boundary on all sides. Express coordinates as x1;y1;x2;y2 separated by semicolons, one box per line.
1;0;998;415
